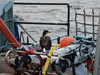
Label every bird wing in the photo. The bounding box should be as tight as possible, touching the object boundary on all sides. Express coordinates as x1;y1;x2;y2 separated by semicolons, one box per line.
45;36;52;48
40;37;47;47
39;36;52;50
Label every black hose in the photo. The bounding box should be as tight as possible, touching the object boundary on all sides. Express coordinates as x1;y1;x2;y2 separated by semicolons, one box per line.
71;52;76;75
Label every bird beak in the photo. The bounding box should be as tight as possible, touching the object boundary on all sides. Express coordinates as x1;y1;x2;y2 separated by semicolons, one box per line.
47;31;51;33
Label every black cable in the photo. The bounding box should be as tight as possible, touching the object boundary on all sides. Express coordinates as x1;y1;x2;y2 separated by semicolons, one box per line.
71;52;76;75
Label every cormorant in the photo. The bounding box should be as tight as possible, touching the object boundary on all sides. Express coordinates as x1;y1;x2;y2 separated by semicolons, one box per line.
39;30;52;51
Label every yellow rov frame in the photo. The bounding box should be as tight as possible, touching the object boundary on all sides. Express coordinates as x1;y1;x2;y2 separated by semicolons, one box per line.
43;44;60;75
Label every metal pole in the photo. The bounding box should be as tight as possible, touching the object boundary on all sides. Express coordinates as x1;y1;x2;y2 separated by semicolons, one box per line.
75;9;78;36
93;13;100;75
92;9;95;40
67;4;70;36
83;10;86;37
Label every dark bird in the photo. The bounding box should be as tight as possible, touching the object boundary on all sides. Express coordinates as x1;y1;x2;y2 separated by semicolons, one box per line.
39;30;52;51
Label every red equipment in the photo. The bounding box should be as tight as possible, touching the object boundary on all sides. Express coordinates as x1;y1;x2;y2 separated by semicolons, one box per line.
0;18;20;48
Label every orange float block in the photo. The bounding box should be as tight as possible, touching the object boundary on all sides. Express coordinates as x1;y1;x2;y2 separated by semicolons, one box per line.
60;37;75;48
0;18;20;48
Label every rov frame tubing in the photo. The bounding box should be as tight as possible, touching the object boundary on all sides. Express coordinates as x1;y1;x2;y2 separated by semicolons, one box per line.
43;44;60;75
14;2;70;36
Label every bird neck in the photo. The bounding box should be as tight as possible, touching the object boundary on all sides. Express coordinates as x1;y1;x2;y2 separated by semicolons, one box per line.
43;33;46;36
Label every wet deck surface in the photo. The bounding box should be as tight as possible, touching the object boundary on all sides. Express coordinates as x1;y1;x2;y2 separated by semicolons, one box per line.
0;51;15;75
0;73;13;75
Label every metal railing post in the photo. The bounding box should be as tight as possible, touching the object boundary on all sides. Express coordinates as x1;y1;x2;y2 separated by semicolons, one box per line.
93;13;100;75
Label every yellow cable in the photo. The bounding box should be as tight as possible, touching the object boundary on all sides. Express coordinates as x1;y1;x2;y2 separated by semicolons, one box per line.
43;44;60;75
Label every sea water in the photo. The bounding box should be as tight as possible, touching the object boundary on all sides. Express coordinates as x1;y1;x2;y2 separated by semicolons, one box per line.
14;0;100;43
